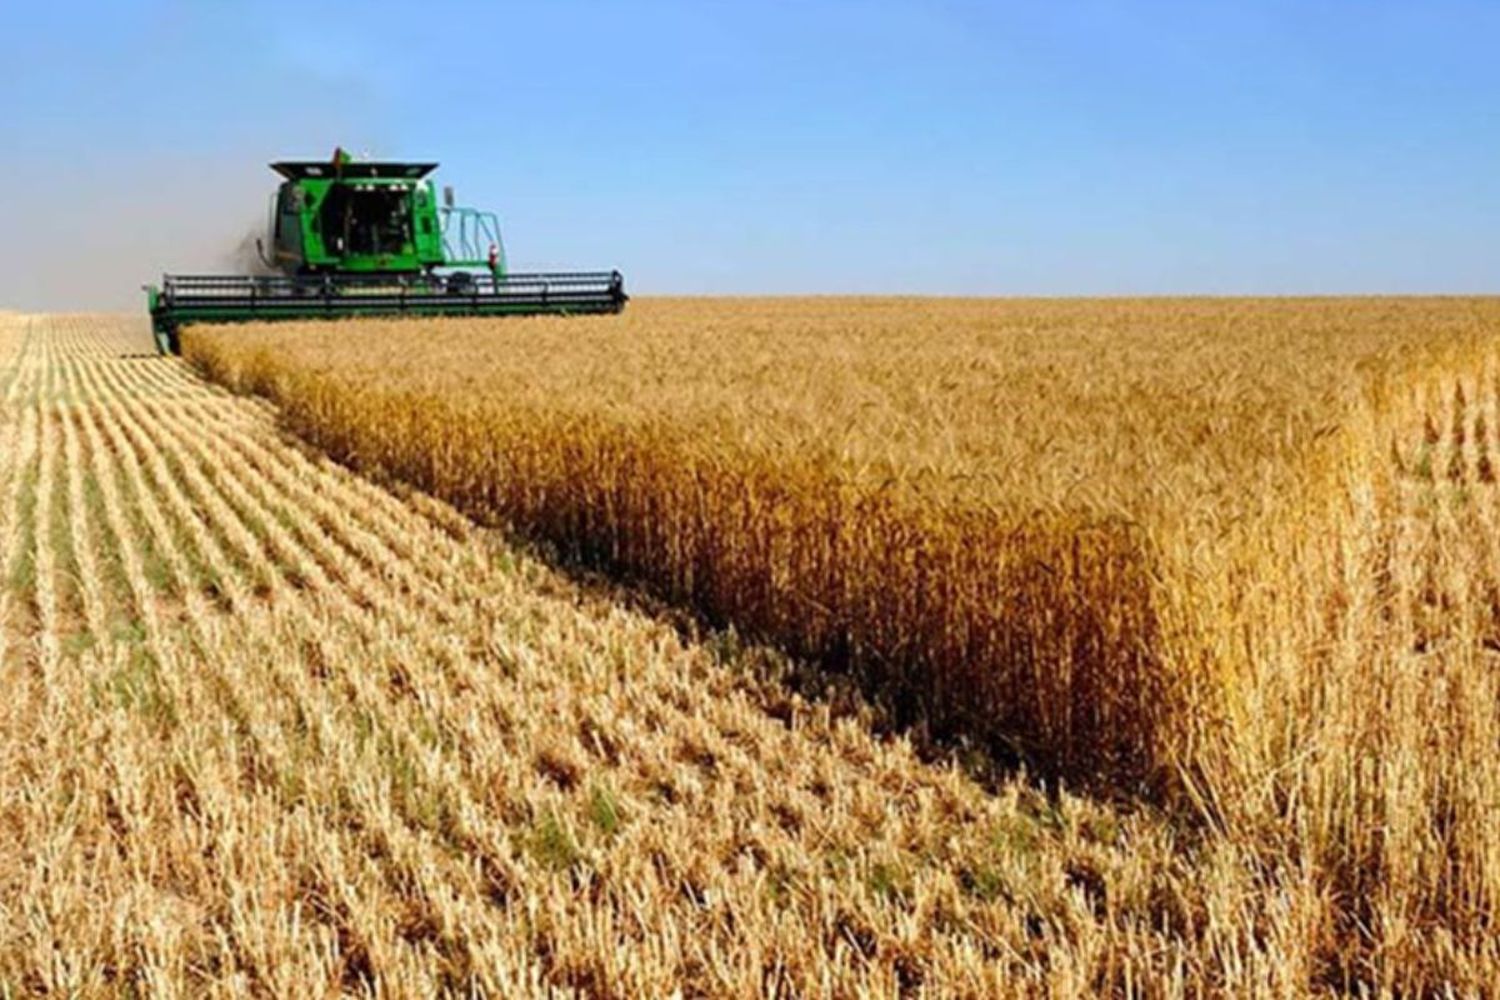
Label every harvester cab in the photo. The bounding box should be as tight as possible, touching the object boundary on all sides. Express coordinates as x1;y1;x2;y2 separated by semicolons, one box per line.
262;159;446;275
145;149;626;354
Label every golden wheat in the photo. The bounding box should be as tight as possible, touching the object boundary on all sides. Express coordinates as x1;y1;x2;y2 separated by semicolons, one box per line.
4;306;1498;993
184;296;1500;993
185;298;1493;773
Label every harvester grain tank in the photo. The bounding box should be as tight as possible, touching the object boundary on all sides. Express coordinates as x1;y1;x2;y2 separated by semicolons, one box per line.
144;149;626;353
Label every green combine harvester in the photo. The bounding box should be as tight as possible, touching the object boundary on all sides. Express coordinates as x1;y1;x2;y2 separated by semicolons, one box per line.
145;149;626;354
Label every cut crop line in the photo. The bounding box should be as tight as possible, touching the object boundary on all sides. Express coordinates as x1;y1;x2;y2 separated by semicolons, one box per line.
79;347;523;966
137;389;552;701
127;392;520;802
103;368;573;894
152;361;486;575
130;371;575;761
67;340;313;806
163;395;465;627
51;336;415;988
33;339;62;681
0;316;31;404
117;386;339;608
0;396;40;676
56;341;202;742
82;351;390;685
112;371;482;652
59;357;109;649
73;352;261;615
161;385;537;638
62;352;177;646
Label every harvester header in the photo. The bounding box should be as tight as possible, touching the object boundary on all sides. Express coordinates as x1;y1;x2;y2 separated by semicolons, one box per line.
145;150;626;353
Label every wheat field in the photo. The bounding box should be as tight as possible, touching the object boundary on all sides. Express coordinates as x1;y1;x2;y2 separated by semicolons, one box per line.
0;314;1245;996
184;297;1500;994
4;306;1498;994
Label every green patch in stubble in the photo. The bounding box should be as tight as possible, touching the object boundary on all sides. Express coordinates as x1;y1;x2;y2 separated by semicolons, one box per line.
587;784;621;836
81;470;136;609
526;813;582;872
866;861;911;904
7;458;41;600
62;630;96;658
90;645;178;730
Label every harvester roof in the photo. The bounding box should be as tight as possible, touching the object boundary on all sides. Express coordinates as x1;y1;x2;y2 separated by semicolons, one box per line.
269;161;438;181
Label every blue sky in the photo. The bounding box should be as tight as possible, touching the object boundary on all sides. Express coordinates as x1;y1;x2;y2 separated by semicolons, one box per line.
1;1;1496;308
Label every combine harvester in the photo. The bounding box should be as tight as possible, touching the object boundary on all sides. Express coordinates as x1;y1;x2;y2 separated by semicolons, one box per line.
145;148;626;353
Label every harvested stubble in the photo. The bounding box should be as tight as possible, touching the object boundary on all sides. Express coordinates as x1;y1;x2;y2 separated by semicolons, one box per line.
186;297;1500;989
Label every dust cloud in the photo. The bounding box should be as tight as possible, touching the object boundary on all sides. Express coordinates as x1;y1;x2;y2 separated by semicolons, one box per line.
0;151;279;312
221;225;279;278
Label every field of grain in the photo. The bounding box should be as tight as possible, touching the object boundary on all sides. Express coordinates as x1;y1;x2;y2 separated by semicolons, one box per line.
0;314;1304;996
185;298;1500;782
185;297;1500;993
4;307;1498;994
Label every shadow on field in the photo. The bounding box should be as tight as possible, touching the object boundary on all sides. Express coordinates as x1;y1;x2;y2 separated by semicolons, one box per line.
260;421;1104;806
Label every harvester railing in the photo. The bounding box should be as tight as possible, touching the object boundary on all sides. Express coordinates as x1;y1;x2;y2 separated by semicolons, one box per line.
440;206;507;269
